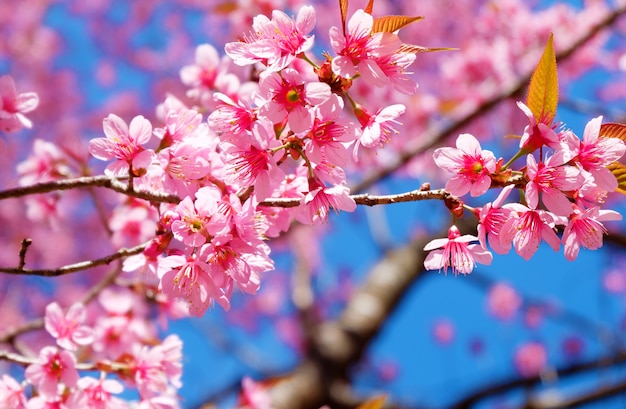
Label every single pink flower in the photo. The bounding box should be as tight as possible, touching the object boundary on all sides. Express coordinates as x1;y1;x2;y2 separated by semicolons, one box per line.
0;75;39;132
525;154;582;216
433;133;497;197
44;302;94;351
501;205;561;261
423;225;493;275
573;115;626;191
225;6;316;72
432;319;455;345
354;103;405;152
75;377;126;409
514;342;547;377
171;186;225;247
17;139;74;185
258;68;330;133
477;185;515;254
300;178;356;224
487;283;522;321
517;101;560;154
562;204;622;261
0;374;27;409
25;347;79;399
88;114;155;177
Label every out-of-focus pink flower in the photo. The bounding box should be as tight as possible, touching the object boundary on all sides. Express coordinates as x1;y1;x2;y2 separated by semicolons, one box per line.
17;139;74;185
514;342;547;377
238;377;272;409
433;133;497;197
562;204;622;261
0;75;39;132
487;283;522;321
25;347;79;399
423;225;493;275
44;302;94;351
74;377;127;409
432;319;455;345
88;114;155;177
0;374;27;409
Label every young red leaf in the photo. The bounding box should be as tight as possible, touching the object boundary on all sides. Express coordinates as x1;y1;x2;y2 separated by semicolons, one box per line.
357;395;387;409
599;123;626;142
339;0;349;34
526;33;558;126
398;44;457;54
365;0;374;14
372;15;424;33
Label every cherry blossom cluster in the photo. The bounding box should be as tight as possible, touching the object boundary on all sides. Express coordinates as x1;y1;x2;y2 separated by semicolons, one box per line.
424;102;626;275
0;289;184;408
80;5;425;317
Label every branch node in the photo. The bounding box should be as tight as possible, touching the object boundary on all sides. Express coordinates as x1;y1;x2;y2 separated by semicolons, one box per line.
18;238;32;270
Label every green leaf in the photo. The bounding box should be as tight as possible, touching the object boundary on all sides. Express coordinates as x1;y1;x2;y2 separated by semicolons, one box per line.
372;15;423;33
600;123;626;142
607;162;626;195
526;33;558;126
357;395;387;409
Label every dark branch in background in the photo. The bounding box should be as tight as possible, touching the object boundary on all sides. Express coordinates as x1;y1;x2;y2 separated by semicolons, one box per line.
351;3;626;194
449;351;626;409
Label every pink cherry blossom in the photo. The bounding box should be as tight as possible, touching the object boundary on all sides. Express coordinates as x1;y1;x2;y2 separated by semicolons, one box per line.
208;93;256;138
222;118;285;200
258;68;331;134
44;302;94;351
239;377;272;409
433;133;497;197
74;377;127;409
300;178;356;224
514;342;547;377
432;319;455;345
354;103;405;152
562;204;622;261
487;283;522;321
525;154;582;216
25;347;79;399
501;205;561;261
572;115;626;191
17;139;74;185
477;184;515;254
225;6;316;72
423;225;493;275
170;186;225;247
0;75;39;132
517;101;561;154
88;114;155;177
329;9;402;86
0;374;27;409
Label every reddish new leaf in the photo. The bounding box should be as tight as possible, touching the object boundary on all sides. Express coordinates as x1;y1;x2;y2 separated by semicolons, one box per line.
365;0;374;14
398;44;457;54
357;395;387;409
339;0;349;34
607;162;626;195
526;33;558;126
600;123;626;142
372;15;423;33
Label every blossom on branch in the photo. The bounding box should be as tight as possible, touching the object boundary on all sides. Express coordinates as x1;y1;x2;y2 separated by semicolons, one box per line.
433;133;497;197
44;302;94;351
423;225;493;276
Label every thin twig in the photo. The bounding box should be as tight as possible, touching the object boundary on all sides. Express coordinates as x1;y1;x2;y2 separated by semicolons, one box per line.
0;242;148;277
